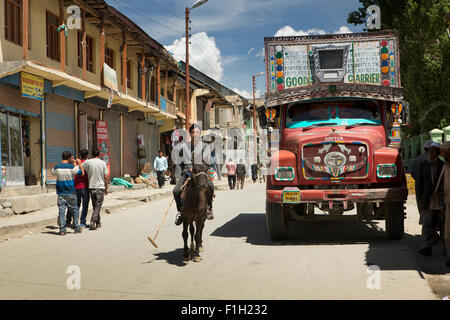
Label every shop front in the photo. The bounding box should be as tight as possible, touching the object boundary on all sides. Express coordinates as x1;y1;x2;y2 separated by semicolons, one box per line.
78;102;101;156
0;76;42;188
45;94;76;184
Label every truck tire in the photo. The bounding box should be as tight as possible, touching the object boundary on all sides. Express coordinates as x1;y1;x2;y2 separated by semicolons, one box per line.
266;202;289;241
385;201;405;240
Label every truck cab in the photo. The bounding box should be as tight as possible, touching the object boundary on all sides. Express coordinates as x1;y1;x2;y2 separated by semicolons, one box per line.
263;31;409;240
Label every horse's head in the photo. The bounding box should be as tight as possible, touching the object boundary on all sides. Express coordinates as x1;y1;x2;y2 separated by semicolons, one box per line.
191;164;209;191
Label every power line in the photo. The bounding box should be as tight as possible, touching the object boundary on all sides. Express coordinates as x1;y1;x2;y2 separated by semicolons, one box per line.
108;0;186;37
108;1;252;92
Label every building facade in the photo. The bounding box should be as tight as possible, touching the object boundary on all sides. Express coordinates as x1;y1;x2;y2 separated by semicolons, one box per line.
0;0;179;188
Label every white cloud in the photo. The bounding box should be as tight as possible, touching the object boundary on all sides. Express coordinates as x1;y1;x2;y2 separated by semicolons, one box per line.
274;25;353;37
334;26;353;34
232;88;262;100
165;32;224;81
247;48;255;55
274;26;326;37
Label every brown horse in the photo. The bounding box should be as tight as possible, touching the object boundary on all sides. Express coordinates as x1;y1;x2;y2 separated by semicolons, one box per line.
181;164;210;262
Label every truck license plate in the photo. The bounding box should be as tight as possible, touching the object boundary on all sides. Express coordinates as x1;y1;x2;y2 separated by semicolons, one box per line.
283;191;300;203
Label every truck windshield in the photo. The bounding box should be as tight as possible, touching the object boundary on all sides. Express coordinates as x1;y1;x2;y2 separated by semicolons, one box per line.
285;100;381;129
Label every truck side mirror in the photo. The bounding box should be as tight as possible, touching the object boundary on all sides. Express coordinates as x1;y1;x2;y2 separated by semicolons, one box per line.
400;101;410;126
258;107;268;129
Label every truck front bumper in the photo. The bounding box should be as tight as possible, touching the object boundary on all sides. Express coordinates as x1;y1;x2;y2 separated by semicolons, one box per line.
267;187;408;204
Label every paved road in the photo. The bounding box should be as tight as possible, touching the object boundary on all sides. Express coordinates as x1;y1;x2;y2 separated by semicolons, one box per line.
0;183;441;299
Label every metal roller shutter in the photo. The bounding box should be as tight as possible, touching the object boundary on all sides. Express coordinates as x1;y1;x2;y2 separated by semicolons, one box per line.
45;94;75;184
0;85;41;115
123;114;137;176
102;111;121;178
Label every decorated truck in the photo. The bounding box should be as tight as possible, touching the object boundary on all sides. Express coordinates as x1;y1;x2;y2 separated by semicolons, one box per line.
263;30;409;240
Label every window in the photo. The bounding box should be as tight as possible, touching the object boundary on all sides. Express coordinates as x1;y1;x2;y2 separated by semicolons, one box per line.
86;36;94;72
105;47;114;69
46;11;60;61
4;0;21;45
286;101;381;128
77;32;94;72
127;59;131;89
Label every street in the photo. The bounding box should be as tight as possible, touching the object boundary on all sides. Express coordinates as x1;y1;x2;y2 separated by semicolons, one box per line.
0;183;444;300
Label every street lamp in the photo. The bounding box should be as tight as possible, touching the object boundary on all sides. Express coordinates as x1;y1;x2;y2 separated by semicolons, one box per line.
185;0;208;131
252;72;264;165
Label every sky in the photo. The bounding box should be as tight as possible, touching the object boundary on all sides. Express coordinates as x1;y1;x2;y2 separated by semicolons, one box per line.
105;0;365;99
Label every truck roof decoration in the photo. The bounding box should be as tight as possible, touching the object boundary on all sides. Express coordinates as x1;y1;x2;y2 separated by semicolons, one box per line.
265;30;402;107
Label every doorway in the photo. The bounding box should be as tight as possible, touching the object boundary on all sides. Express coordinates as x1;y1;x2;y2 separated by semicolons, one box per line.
0;111;25;187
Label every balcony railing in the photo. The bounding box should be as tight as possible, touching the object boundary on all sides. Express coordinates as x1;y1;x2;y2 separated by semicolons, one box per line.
159;95;176;116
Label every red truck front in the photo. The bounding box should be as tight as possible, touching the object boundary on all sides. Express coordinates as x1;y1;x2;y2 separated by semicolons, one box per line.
263;31;409;240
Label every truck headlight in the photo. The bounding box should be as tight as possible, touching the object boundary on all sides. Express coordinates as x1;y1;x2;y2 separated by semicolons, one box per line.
377;164;397;178
275;167;295;181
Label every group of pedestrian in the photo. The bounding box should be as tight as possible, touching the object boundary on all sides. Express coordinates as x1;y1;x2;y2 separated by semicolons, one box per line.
225;159;247;190
53;148;108;236
412;140;450;267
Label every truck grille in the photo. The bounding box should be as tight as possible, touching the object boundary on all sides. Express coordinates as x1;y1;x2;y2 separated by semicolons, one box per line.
302;142;369;180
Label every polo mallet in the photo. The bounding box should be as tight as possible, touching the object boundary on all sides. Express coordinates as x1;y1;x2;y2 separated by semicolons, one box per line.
148;197;175;248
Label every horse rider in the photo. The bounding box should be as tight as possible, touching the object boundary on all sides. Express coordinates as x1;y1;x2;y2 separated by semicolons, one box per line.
172;123;215;225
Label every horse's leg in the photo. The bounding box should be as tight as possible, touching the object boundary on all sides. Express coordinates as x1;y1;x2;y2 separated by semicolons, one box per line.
193;220;202;262
189;222;195;252
198;215;206;252
182;220;190;262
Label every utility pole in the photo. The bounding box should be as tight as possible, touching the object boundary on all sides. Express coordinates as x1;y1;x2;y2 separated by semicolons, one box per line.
252;75;257;165
185;0;208;132
252;72;263;165
185;7;190;131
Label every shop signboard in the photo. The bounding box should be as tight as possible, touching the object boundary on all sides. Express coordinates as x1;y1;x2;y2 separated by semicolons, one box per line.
96;121;111;176
21;72;44;101
103;63;119;92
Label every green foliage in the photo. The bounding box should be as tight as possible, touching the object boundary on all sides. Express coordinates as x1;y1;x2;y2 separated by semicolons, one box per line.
347;0;450;136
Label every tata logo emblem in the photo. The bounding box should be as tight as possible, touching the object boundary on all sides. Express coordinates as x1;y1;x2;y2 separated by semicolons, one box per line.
324;152;346;168
325;128;343;141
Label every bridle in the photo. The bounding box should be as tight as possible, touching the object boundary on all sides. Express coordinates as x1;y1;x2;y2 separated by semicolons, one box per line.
189;171;208;188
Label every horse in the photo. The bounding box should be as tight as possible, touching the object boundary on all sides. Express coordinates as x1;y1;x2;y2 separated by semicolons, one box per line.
180;164;211;262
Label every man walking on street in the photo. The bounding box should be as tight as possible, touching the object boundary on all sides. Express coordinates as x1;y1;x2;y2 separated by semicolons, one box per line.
432;142;450;267
236;159;246;190
411;140;432;224
82;149;109;231
226;158;237;190
251;163;258;183
154;150;168;188
75;149;90;228
52;151;84;235
417;142;444;256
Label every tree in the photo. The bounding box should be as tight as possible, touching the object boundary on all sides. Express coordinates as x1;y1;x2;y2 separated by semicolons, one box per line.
348;0;450;135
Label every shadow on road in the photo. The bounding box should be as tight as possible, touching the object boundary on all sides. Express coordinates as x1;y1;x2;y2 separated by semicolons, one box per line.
211;213;448;275
145;248;188;267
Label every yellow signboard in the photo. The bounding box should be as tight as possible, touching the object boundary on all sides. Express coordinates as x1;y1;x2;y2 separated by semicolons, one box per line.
21;72;44;101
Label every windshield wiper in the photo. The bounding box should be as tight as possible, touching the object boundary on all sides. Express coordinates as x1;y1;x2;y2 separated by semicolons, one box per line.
303;122;337;131
345;122;380;129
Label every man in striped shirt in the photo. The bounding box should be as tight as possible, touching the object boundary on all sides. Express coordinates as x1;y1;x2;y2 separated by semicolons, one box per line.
52;151;85;235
